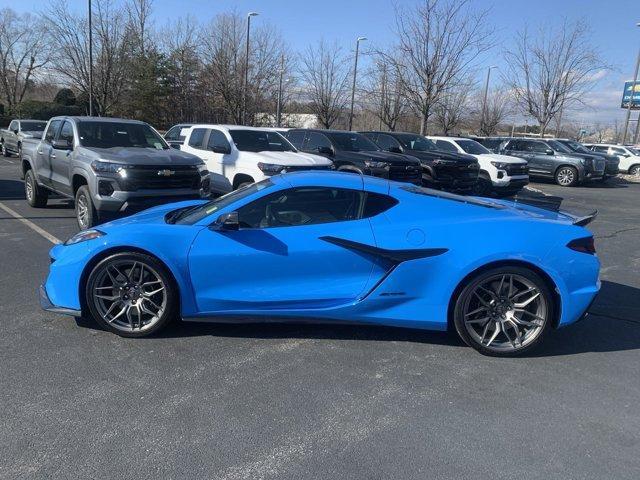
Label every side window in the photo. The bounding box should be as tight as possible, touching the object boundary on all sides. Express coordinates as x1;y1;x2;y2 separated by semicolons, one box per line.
188;128;206;149
44;120;62;143
305;132;332;152
9;120;17;131
164;126;180;140
528;141;549;153
435;140;458;153
58;121;74;147
376;134;401;151
237;187;364;229
611;147;626;155
286;130;305;148
207;129;231;152
363;192;398;218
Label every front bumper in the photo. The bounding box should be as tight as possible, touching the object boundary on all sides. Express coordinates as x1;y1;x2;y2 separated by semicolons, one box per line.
93;187;208;213
39;284;81;317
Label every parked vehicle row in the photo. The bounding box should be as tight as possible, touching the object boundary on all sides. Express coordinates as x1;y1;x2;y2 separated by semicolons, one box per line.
583;143;640;176
1;119;47;158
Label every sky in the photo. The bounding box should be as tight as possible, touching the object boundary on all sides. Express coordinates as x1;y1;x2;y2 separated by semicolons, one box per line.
1;0;638;127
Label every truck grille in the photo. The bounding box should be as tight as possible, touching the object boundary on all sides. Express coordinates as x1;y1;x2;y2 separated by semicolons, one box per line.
595;159;605;172
389;165;422;184
505;164;529;175
119;165;202;191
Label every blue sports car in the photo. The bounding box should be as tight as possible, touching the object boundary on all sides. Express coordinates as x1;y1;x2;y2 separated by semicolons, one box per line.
40;171;600;356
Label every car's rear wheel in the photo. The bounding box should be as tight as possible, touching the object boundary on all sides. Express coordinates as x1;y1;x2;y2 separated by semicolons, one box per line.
555;166;578;187
85;253;178;337
453;266;554;356
629;165;640;177
25;169;48;207
75;185;97;230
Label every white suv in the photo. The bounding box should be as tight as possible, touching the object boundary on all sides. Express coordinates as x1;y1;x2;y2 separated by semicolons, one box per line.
427;136;529;195
181;125;333;191
584;144;640;176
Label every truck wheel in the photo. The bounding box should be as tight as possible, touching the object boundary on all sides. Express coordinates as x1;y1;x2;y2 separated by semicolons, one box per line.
471;175;492;196
555;166;578;187
1;142;9;157
25;169;48;207
629;165;640;177
75;185;97;230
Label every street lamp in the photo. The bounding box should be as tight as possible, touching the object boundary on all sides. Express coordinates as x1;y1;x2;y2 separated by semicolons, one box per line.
348;36;367;131
242;12;259;125
480;65;497;134
88;0;93;116
622;22;640;145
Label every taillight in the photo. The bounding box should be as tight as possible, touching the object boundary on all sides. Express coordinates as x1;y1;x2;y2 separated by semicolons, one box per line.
567;236;596;255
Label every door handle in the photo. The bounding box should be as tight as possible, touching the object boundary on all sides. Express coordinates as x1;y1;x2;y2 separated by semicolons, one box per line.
37;150;43;154
51;153;56;159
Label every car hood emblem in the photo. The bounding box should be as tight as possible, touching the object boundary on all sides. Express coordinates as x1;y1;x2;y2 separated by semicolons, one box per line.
157;169;175;177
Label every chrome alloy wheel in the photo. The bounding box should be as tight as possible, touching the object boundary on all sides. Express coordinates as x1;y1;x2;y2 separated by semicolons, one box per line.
76;194;89;229
556;167;575;186
25;175;34;201
462;273;548;352
91;260;167;333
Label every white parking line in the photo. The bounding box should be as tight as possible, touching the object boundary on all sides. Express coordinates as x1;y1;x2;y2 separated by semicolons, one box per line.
0;202;62;244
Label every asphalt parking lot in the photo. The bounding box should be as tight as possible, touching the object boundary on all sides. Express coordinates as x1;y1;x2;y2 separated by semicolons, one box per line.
1;157;639;479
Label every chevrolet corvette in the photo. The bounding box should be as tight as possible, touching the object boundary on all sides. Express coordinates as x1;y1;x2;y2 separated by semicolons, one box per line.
40;171;600;356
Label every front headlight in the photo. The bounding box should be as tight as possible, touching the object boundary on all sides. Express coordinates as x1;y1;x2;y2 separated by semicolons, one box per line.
91;160;130;177
257;162;286;175
491;161;508;169
64;229;105;246
364;160;389;168
197;163;209;175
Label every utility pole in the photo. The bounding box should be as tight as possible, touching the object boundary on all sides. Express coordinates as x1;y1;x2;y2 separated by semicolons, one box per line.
480;66;496;134
88;0;93;116
622;22;640;144
634;111;640;144
276;55;284;127
348;36;366;131
242;12;258;126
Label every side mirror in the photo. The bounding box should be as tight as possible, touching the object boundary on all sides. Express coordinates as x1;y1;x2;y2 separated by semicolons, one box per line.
52;139;73;150
317;146;334;156
13;129;18;134
545;149;554;155
212;211;239;231
210;145;231;154
388;146;403;154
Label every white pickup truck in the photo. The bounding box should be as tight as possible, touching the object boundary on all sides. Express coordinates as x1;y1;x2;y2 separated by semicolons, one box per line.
180;125;333;191
1;119;48;158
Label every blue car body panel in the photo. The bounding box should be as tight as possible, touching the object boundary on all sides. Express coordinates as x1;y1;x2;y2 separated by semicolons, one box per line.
43;171;600;331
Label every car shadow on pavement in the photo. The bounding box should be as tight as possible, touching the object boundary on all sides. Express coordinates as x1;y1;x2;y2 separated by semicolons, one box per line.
0;179;27;201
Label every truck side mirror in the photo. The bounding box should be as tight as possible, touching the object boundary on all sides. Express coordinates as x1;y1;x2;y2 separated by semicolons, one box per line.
388;146;403;154
52;139;73;150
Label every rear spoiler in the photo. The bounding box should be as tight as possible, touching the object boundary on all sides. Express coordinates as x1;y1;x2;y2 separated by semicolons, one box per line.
571;210;598;227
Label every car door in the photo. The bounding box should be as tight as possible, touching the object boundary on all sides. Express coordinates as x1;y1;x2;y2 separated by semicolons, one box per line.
36;120;62;188
50;120;74;195
7;120;19;151
526;141;555;174
205;128;236;180
188;185;386;312
434;139;462;154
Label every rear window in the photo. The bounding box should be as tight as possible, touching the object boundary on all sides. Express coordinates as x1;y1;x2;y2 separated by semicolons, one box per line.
363;193;398;217
188;128;207;148
21;121;47;132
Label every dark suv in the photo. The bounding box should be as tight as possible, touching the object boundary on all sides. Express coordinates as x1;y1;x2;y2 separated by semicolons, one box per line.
553;138;619;181
500;138;605;187
361;131;480;192
285;129;421;185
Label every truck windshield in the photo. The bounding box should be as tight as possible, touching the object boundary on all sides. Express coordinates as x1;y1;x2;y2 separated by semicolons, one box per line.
326;132;379;152
21;121;47;132
229;130;296;152
393;134;438;152
455;139;491;155
546;140;572;154
77;121;169;149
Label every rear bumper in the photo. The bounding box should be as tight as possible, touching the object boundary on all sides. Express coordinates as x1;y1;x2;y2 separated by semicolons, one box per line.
39;284;81;317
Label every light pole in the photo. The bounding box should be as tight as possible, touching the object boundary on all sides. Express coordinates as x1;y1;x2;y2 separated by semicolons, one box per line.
276;55;284;127
622;22;640;145
88;0;93;116
480;65;497;134
348;36;366;131
242;12;258;125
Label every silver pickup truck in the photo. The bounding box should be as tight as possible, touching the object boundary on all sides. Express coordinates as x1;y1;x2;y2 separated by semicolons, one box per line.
1;119;47;157
21;116;211;230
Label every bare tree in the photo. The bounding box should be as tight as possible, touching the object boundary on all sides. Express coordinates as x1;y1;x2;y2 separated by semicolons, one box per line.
381;0;493;135
363;57;408;131
0;9;51;114
299;40;350;129
46;0;131;115
503;20;606;136
433;82;473;134
479;87;513;135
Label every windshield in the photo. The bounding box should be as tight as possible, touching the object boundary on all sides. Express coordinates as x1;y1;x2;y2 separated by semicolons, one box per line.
174;179;274;224
627;147;640;155
21;121;47;132
563;140;591;154
326;132;379;152
455;139;490;155
77;121;168;149
393;133;437;151
229;130;296;152
546;140;572;153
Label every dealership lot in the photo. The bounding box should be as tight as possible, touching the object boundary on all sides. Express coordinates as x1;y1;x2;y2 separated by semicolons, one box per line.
1;157;639;479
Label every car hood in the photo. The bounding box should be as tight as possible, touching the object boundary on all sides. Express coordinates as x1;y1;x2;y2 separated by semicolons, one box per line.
98;200;208;230
339;150;420;165
79;146;203;166
243;151;333;166
404;149;477;164
477;153;526;164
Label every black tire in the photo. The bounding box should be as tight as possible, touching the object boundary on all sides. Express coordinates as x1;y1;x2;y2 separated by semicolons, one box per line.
24;169;48;207
17;142;22;159
452;266;554;357
555;166;579;187
629;165;640;177
471;175;492;196
1;142;10;157
85;252;178;337
75;185;97;230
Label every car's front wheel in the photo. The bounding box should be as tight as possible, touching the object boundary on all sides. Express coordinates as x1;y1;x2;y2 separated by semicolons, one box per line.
85;252;178;337
453;266;554;356
75;185;97;230
555;166;578;187
629;165;640;177
25;169;48;207
1;142;9;157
